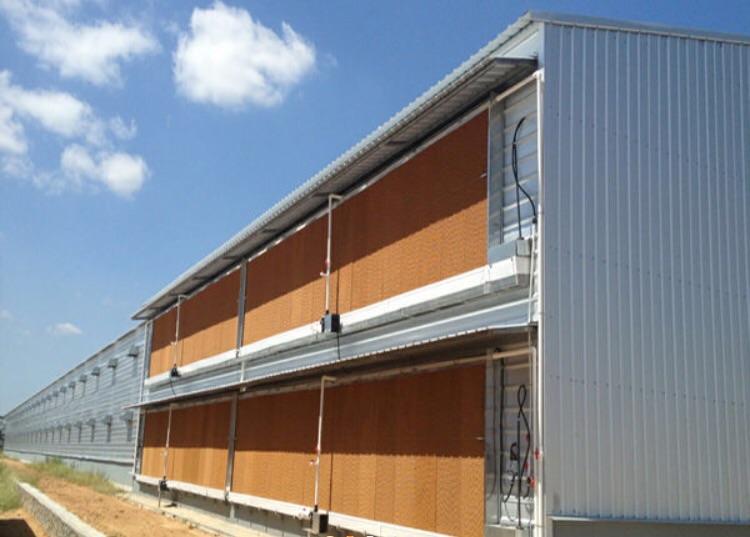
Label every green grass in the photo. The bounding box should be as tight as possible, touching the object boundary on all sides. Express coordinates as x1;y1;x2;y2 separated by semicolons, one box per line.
30;458;120;496
0;462;20;512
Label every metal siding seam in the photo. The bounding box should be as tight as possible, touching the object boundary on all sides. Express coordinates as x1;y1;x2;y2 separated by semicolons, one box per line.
685;35;701;521
735;43;750;520
605;29;619;517
671;37;682;519
647;33;659;519
696;39;712;520
543;21;563;518
736;45;750;520
713;42;728;521
725;44;742;521
591;28;607;518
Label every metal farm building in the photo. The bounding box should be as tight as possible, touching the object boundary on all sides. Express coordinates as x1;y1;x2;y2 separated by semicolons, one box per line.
3;12;749;537
3;325;148;485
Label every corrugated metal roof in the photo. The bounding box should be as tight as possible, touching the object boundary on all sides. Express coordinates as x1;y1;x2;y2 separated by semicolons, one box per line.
132;14;538;320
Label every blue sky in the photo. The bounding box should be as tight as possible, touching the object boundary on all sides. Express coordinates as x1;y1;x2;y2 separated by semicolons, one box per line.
1;0;748;415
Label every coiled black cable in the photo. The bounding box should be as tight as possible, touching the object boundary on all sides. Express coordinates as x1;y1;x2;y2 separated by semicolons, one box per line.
501;383;533;505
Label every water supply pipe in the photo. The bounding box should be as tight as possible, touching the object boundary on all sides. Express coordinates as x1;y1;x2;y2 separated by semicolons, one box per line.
323;195;343;314
313;375;336;513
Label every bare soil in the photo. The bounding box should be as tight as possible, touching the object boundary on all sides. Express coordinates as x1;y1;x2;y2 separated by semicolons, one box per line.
3;460;216;537
0;508;49;537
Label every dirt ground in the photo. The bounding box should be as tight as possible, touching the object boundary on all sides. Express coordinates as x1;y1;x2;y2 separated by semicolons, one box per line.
0;508;49;537
3;459;217;537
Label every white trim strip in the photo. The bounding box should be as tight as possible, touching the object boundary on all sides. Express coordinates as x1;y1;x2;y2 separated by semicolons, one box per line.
145;256;529;388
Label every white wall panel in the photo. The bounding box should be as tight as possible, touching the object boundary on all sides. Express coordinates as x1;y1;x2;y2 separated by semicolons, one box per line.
541;22;750;522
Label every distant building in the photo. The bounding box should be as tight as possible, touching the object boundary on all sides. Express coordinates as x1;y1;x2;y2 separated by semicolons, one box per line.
4;12;749;537
2;327;147;484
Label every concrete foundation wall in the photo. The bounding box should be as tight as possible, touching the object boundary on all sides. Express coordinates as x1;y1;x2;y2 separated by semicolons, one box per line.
18;481;107;537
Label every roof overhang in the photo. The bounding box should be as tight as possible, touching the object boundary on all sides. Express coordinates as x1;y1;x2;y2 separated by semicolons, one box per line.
132;54;537;320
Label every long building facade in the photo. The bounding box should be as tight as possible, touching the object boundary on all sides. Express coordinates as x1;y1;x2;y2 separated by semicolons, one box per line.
3;11;749;537
3;325;148;485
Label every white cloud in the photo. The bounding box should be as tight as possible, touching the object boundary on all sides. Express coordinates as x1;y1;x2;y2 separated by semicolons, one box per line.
60;144;148;198
109;116;137;140
48;322;82;336
98;152;147;197
0;309;13;320
0;0;159;86
0;105;27;154
173;2;316;109
0;72;148;197
0;71;94;138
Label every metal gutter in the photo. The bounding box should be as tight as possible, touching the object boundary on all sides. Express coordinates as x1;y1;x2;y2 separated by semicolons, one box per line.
132;16;539;320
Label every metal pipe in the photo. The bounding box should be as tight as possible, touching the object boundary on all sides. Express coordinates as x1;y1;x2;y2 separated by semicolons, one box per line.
528;221;538;324
173;295;187;368
491;348;533;361
313;375;336;512
323;194;343;314
235;262;248;357
534;67;547;537
517;397;522;529
160;402;175;508
224;394;239;497
492;72;539;106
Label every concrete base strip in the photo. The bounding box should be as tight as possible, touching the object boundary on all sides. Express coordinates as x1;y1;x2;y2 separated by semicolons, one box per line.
17;481;107;537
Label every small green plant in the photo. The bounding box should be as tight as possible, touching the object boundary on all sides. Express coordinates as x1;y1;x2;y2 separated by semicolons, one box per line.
31;457;119;496
0;462;20;512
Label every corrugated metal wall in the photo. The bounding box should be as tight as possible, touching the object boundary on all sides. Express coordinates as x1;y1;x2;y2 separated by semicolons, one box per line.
541;23;750;521
3;325;148;480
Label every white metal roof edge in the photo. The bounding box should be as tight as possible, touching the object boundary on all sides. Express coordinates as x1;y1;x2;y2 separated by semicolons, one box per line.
528;10;750;45
131;12;538;320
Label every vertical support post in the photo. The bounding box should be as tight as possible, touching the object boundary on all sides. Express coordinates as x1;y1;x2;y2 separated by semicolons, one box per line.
173;295;186;368
323;194;343;314
313;375;336;512
225;393;239;499
533;68;547;537
235;262;248;358
160;402;174;508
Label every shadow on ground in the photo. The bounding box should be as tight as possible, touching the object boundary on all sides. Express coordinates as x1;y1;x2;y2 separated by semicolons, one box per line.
0;519;39;537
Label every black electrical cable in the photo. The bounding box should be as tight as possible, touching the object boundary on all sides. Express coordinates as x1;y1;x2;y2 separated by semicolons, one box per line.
487;356;505;500
501;384;533;509
517;384;532;498
512;118;538;238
